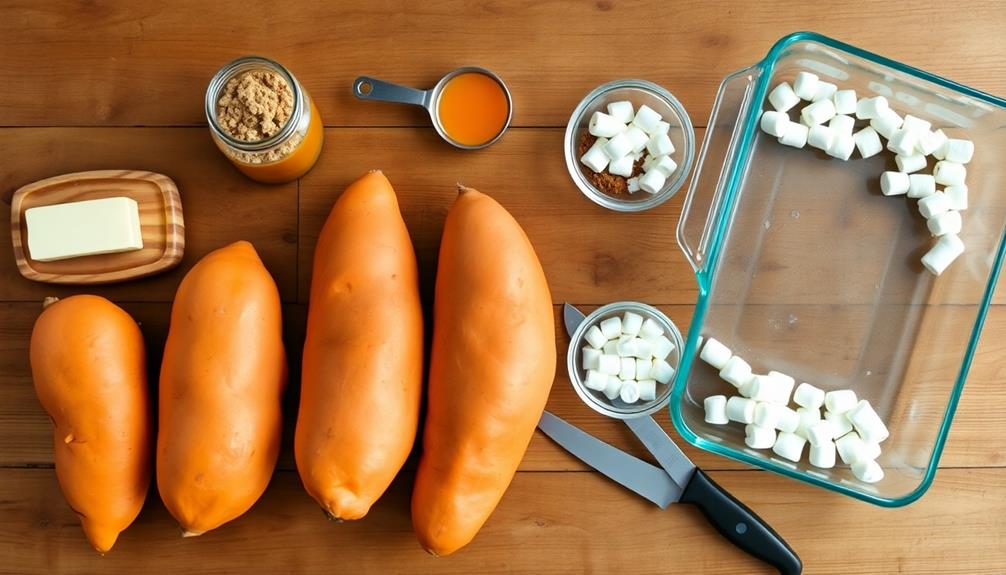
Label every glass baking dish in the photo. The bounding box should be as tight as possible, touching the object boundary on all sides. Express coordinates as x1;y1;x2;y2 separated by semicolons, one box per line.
670;31;1006;506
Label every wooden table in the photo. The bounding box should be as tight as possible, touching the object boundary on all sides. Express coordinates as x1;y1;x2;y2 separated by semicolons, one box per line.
2;2;1005;573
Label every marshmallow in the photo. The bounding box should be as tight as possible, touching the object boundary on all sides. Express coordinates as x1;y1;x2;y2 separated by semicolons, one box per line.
795;406;822;437
927;210;962;237
880;171;910;196
603;132;633;161
829;114;855;135
639;318;663;340
944;139;974;164
754;401;784;429
918;192;951;219
582;346;602;370
776;406;801;434
901;114;931;134
768;82;800;112
919;128;948;156
812;81;838;102
704;395;729;425
584;369;608;391
826;133;855;161
603;376;623;400
772;431;807;462
652;120;670;135
738;376;756;398
895;153;927;174
652;359;674;384
650;335;675;361
778;122;809;148
719;356;753;388
700;337;732;369
585;325;607;349
934;161;967;186
907;174;936;198
625;126;650;153
589;111;626;138
851;459;885;483
922;233;965;276
580;139;610;173
642;153;660;172
760;110;789;137
638;379;657;402
847;400;890;443
632;104;663;134
793;72;820;100
621;311;643;336
806;420;836;447
801;98;837;125
807;124;834;151
767;371;796;404
620;380;641;403
631;338;652;360
856;96;889;120
810;441;837;469
853;126;883;158
726;396;757;424
824;410;854;437
870;108;903;139
634;357;652;380
608;154;634;177
835;431;871;464
652;155;678;178
932;130;951;160
824;390;858;414
887;129;919;156
626;177;641;194
603;340;618;355
745;424;777;449
606;101;634;124
945;184;968;210
833;89;857;114
638;169;666;195
599;317;622;339
619;357;636;381
598;354;621;376
748;374;779;402
646;133;675;157
794;383;826;409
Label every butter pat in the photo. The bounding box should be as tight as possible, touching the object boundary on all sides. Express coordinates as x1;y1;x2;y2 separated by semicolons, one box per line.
25;197;143;262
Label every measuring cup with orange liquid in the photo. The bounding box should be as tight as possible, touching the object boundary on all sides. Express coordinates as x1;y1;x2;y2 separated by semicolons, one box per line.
353;67;512;149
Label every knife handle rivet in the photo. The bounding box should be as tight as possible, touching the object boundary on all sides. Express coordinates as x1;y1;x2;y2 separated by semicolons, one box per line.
735;522;748;535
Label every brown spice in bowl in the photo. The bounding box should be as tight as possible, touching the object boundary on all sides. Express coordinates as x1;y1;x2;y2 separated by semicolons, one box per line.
578;132;646;196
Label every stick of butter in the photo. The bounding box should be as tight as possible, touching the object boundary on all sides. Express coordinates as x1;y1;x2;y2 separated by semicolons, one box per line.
25;197;144;262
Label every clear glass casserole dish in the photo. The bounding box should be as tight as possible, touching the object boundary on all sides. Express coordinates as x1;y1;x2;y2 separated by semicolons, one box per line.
670;31;1006;506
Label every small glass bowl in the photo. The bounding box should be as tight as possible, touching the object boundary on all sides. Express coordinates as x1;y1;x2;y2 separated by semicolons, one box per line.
567;302;684;419
564;80;695;212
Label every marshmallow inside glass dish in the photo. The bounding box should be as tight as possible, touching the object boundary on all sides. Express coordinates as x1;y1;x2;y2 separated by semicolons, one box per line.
567;301;683;419
565;79;695;212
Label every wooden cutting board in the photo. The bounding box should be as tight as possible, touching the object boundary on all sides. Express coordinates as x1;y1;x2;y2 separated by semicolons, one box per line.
10;170;185;284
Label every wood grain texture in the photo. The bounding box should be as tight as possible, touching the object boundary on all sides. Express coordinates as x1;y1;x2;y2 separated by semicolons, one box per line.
11;170;184;283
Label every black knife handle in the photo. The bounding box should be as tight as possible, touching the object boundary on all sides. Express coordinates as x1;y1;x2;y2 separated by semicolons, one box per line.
680;469;802;575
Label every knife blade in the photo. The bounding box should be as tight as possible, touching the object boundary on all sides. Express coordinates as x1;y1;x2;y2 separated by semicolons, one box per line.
624;416;696;490
563;303;586;338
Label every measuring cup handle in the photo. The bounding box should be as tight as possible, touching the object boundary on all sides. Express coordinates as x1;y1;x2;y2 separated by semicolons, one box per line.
353;76;430;108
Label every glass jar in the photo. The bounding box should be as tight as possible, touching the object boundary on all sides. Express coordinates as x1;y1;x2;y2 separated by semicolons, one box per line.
205;56;324;184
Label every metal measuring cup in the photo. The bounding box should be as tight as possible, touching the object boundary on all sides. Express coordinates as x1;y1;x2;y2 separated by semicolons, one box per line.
352;66;512;150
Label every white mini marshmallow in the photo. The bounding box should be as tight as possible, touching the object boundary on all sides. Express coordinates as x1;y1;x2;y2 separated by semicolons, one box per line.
835;431;871;464
598;354;621;376
794;383;826;409
944;139;974;164
768;82;800;112
767;371;796;404
738;376;756;398
851;459;885;483
887;129;919;156
932;130;951;160
603;340;618;355
945;185;968;210
745;424;777;449
580;139;610;173
870;108;904;139
754;401;784;429
895;153;927;174
833;89;857;115
927;210;962;237
606;101;634;124
829;114;855;135
795;406;821;438
806;420;836;447
631;338;652;360
793;72;820;100
620;380;641;403
934;161;967;186
826;133;855;161
744;374;775;402
824;389;858;414
642;153;660;172
880;171;910;196
856;96;889;120
922;233;965;276
638;169;666;194
812;81;838;102
824;410;853;437
907;174;936;199
619;357;636;381
635;357;652;381
626;177;640;194
639;318;663;340
853;126;883;159
589;111;626;138
632;104;663;134
584;369;608;391
809;441;837;469
772;431;807;462
918;192;951;219
582;347;602;370
726;396;757;424
646;133;675;157
638;379;657;401
778;122;809;148
651;335;675;361
652;120;670;135
599;317;622;340
901;114;931;134
625;126;649;153
776;406;801;434
847;400;890;443
621;311;643;336
704;395;729;425
700;337;732;369
651;155;677;178
608;154;634;177
801;98;837;125
807;124;834;151
652;359;674;384
719;356;753;388
603;132;634;161
603;376;623;400
585;325;607;349
918;128;948;156
760;110;789;137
